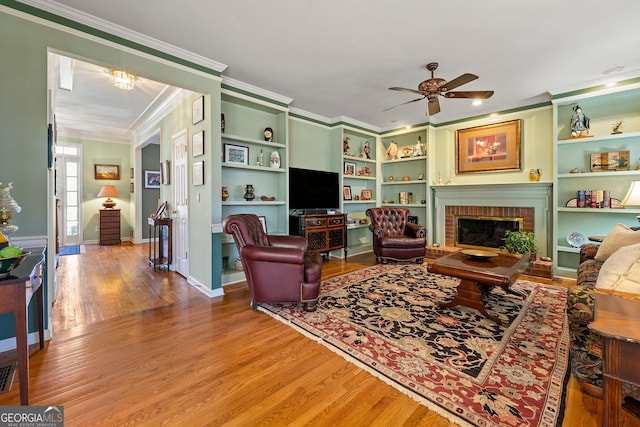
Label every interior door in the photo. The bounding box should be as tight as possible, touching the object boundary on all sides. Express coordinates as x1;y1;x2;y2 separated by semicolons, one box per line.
55;143;82;246
172;129;189;277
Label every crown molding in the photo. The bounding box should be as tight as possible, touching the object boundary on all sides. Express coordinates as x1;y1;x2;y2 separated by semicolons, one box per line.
330;116;380;134
222;77;293;107
15;0;227;74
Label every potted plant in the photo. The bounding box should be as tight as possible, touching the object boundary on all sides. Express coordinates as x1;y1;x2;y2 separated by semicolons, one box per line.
501;230;537;259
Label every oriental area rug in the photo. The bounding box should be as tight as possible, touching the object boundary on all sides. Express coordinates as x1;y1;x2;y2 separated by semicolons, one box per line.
259;263;570;427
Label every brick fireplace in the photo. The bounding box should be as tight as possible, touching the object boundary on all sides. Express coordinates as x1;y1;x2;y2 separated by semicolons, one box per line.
445;205;535;248
431;182;553;278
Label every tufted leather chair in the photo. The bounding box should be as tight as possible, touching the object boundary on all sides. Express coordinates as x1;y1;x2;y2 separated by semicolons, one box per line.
223;214;322;311
365;207;426;264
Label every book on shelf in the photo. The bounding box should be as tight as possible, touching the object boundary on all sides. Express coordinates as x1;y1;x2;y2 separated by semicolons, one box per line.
576;189;611;208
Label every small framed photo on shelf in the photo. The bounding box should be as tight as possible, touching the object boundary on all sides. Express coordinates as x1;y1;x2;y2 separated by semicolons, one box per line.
223;143;249;165
343;185;352;200
192;96;204;124
192;130;204;157
361;189;372;200
145;170;161;189
258;216;268;233
192;161;204;186
344;162;356;176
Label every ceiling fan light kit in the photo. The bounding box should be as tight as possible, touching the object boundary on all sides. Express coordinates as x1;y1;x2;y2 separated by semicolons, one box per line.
386;62;494;116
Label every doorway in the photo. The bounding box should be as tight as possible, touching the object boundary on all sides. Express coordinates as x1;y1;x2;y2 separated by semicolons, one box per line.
55;143;83;247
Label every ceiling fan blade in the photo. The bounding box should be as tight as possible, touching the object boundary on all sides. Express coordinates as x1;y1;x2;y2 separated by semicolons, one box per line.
383;96;426;112
444;90;494;99
427;98;440;116
442;73;478;91
389;86;424;95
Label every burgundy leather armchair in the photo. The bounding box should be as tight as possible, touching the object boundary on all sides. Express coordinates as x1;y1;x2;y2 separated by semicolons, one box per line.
223;214;322;311
365;207;426;264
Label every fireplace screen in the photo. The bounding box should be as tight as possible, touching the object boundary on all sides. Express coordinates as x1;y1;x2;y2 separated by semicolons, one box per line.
455;215;523;250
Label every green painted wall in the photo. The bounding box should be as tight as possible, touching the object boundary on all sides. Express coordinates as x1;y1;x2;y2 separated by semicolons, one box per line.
289;118;337;172
0;6;222;342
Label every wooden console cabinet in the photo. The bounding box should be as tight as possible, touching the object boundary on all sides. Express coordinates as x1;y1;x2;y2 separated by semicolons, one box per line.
289;213;347;256
99;209;121;245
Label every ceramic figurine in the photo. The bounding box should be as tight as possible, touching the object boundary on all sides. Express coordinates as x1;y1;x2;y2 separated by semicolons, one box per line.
343;137;351;155
386;141;398;160
363;141;371;159
570;105;590;137
413;136;425;157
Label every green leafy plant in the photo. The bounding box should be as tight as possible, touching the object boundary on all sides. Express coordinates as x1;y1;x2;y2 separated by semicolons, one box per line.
501;230;537;255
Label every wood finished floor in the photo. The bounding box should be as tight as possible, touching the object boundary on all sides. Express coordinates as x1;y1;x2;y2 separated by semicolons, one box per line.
0;242;626;426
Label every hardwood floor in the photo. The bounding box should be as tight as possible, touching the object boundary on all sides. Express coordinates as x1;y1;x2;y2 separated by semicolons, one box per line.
0;243;626;425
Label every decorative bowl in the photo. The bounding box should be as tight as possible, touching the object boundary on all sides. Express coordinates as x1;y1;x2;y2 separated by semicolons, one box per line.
0;251;29;278
566;231;587;248
461;249;499;259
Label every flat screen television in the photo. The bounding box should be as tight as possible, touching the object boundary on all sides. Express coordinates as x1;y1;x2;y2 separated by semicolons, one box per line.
289;167;340;212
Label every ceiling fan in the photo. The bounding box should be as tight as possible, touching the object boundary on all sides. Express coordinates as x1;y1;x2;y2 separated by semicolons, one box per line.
384;62;494;116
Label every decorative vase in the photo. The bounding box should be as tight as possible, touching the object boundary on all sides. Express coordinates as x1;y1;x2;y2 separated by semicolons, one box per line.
529;168;542;182
243;184;255;201
221;186;229;201
270;151;280;168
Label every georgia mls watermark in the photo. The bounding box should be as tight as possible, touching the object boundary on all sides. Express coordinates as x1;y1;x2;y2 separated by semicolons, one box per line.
0;406;63;427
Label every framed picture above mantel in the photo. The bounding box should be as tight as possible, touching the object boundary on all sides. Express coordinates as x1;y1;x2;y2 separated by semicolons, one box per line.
455;119;522;174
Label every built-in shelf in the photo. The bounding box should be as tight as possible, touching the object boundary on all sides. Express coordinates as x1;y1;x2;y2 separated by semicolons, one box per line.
222;133;286;149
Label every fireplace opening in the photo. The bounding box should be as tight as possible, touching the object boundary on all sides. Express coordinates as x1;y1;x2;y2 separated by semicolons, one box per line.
455;215;523;250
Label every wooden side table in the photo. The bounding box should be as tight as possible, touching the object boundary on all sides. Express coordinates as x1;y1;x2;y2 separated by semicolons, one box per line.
0;248;45;405
589;293;640;426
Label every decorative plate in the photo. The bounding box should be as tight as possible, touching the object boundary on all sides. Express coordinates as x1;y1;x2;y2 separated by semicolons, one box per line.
461;249;499;259
566;231;587;247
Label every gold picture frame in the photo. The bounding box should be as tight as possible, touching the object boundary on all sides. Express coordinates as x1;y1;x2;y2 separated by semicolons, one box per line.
455;119;522;174
94;164;120;180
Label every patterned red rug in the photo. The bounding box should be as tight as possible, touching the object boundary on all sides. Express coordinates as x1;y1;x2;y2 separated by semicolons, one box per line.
259;263;570;427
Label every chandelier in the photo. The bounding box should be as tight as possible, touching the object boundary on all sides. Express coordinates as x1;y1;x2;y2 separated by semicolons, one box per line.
111;70;136;90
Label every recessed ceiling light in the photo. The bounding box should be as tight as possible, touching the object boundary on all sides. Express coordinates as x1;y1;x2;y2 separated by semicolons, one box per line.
472;100;483;106
602;66;625;75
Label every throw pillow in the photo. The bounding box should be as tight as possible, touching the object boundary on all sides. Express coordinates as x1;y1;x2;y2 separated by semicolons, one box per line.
594;223;640;262
596;242;640;294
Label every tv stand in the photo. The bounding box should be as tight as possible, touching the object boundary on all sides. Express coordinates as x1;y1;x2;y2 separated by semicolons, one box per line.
289;212;347;258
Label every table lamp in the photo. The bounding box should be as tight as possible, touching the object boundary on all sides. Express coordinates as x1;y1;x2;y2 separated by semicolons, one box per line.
620;180;640;223
97;185;119;209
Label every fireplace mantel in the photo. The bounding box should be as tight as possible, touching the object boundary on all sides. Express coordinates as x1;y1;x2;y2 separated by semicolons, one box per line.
431;182;553;256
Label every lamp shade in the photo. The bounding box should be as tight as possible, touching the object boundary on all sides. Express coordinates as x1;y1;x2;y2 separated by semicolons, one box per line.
98;185;119;209
620;181;640;207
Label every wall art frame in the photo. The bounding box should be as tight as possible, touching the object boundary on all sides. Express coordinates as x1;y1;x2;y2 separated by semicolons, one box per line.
223;143;249;165
192;161;204;186
192;95;204;125
455;119;522;174
160;160;170;184
192;130;204;157
94;164;120;180
145;170;161;189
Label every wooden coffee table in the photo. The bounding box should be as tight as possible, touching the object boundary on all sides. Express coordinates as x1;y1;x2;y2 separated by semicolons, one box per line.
427;250;530;324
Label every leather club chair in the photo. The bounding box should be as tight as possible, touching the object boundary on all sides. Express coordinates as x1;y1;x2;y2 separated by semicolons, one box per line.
365;207;427;264
223;214;322;311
